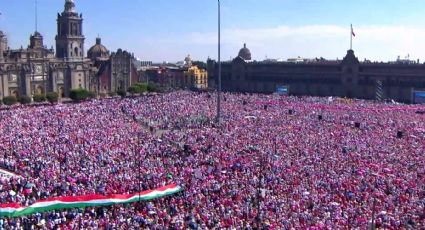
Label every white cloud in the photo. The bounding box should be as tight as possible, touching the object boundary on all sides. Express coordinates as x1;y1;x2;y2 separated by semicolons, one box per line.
138;25;425;63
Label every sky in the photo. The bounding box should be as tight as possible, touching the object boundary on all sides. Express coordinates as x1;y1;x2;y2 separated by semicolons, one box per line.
1;0;425;62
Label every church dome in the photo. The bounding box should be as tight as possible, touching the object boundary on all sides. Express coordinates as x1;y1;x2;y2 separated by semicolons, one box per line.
184;54;191;63
238;43;252;61
33;31;42;37
184;54;192;66
87;37;110;60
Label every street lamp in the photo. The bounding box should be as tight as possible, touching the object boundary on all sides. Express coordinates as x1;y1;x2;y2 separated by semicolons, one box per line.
216;0;222;124
256;151;265;227
137;133;143;204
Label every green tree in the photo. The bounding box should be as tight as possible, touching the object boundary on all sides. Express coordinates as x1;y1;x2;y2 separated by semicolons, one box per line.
33;94;46;102
70;89;90;102
147;83;162;93
135;83;148;92
87;91;96;99
117;90;127;98
19;96;32;105
128;85;142;95
46;92;59;104
192;61;207;69
3;96;17;106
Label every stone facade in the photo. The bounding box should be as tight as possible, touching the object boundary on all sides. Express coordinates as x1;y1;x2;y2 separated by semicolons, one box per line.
0;0;139;99
208;44;425;103
55;0;85;60
0;0;94;99
90;49;139;94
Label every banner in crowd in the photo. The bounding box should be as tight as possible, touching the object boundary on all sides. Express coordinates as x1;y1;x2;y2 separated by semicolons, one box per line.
0;184;182;218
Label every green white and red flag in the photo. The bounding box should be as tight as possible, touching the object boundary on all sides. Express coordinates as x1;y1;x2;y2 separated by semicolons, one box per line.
0;184;182;218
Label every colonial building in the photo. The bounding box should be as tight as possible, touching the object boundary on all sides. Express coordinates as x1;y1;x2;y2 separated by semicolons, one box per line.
0;0;94;99
184;66;208;89
87;37;138;94
0;0;138;99
138;55;207;90
208;44;425;103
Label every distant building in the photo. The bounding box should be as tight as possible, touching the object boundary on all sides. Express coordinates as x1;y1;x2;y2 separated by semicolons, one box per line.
140;66;185;89
184;65;208;89
137;55;208;90
139;61;153;67
0;0;140;98
208;43;425;103
87;37;138;94
0;0;94;98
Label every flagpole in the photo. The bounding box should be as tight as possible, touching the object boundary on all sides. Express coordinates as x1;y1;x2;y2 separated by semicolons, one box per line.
35;0;38;32
350;24;353;50
216;0;222;125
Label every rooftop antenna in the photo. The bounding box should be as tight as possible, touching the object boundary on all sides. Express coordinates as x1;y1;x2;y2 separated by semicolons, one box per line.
35;0;38;32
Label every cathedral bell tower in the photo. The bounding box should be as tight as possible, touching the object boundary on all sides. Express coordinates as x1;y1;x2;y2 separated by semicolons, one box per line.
55;0;85;60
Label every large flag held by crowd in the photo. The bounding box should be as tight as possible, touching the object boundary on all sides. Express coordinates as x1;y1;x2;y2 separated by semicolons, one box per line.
0;184;182;218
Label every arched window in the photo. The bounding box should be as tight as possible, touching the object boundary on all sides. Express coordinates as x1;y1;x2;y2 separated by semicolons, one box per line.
74;47;79;57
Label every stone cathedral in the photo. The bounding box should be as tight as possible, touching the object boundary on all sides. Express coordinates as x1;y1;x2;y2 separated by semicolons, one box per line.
0;0;138;99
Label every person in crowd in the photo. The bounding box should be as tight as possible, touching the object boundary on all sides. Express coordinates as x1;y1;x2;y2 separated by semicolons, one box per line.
0;91;424;229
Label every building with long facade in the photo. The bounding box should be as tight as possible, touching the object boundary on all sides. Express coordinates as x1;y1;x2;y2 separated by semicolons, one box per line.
139;55;208;90
207;44;425;103
0;0;137;99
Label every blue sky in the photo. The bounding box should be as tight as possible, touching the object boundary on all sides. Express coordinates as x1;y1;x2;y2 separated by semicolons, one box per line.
1;0;425;62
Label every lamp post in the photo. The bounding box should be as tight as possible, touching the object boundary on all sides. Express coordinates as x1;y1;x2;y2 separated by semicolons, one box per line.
216;0;222;124
257;152;264;228
138;134;142;204
370;196;377;230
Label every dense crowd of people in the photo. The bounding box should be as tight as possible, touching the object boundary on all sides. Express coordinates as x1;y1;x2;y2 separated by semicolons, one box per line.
0;91;424;229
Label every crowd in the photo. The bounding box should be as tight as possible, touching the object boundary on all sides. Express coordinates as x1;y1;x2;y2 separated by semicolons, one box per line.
0;91;424;229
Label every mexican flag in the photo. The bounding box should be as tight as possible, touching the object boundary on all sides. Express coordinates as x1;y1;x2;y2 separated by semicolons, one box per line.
0;184;182;218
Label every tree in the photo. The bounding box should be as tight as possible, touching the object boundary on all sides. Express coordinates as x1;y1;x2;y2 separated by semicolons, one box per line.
128;85;142;95
117;90;127;98
3;96;17;106
46;92;59;104
19;96;32;105
147;83;162;93
192;61;207;69
33;94;46;102
70;89;90;102
87;91;96;99
135;83;148;92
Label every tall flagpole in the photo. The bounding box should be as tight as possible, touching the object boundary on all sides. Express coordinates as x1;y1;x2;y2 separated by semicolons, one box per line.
350;24;353;50
35;0;38;32
216;0;222;125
